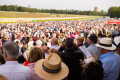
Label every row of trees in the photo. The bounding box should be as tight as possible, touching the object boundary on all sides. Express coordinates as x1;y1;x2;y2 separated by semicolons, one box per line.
0;5;107;16
108;6;120;18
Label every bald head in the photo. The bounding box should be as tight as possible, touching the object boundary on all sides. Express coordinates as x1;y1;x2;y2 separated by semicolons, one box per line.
51;38;58;46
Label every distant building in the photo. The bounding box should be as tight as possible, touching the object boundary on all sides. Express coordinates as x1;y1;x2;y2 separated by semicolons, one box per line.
94;7;99;12
28;4;31;8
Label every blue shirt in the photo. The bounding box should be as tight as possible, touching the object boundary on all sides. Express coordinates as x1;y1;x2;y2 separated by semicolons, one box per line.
99;51;120;80
87;44;101;57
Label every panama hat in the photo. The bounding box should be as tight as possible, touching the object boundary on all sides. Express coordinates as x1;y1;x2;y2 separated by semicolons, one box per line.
0;75;8;80
114;36;120;46
35;53;69;80
95;37;116;50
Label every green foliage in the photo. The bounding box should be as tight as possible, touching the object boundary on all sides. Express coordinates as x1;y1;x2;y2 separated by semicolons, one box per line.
0;5;107;16
108;6;120;18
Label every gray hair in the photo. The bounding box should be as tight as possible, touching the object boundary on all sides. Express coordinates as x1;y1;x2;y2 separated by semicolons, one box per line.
3;41;19;59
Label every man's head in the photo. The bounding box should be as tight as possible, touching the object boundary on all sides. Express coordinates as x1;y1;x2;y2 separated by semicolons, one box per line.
51;38;58;46
95;37;116;54
76;36;84;45
3;41;19;61
87;34;98;45
65;38;74;48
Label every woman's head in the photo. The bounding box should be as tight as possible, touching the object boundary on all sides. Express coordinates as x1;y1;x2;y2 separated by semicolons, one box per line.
23;44;28;51
29;47;44;63
49;48;60;57
29;38;33;42
84;60;104;80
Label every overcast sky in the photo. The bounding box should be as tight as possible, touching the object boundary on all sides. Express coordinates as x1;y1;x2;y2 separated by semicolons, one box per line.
0;0;120;11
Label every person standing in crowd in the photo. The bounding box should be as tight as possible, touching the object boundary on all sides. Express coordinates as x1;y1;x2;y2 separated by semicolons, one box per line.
0;41;30;80
34;53;69;80
50;38;60;50
87;34;101;56
96;37;120;80
115;43;120;56
83;60;104;80
49;48;61;57
114;36;120;55
60;38;84;80
36;38;42;47
76;36;84;47
27;47;44;80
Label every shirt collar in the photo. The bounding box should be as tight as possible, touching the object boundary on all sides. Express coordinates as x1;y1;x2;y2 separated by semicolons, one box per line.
51;45;59;47
90;44;95;46
99;51;114;60
5;61;19;65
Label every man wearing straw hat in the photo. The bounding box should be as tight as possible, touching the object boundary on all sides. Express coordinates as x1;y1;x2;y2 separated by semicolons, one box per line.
95;37;120;80
34;53;69;80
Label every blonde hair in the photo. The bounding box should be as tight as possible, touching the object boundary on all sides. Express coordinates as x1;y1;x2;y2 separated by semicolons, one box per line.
23;44;28;51
29;47;44;63
49;48;60;57
29;38;33;42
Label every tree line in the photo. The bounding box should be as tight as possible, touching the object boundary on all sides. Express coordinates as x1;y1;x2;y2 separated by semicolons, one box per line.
108;6;120;18
0;5;115;16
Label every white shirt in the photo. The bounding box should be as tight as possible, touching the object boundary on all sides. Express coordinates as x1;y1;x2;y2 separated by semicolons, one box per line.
28;41;34;50
36;40;42;47
0;61;30;80
50;45;60;50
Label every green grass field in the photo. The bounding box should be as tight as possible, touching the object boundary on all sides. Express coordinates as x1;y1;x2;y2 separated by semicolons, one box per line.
0;11;102;23
0;11;89;18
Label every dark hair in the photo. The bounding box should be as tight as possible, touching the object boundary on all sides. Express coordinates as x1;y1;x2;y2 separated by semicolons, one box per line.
84;60;104;80
65;38;74;48
33;42;37;46
0;54;5;64
88;34;98;44
44;42;47;46
17;55;25;64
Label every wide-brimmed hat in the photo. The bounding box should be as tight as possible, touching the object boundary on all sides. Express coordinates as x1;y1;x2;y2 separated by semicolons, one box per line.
114;36;120;46
95;37;116;50
35;53;69;80
0;75;8;80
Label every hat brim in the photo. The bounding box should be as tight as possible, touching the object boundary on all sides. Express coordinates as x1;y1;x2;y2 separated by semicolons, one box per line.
35;59;69;80
95;44;116;50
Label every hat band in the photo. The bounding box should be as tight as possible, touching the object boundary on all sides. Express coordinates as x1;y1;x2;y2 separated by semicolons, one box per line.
99;43;112;47
42;62;61;73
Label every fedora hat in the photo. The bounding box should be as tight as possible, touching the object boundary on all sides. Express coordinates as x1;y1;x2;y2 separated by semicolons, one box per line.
114;36;120;46
35;53;69;80
0;75;8;80
95;37;116;50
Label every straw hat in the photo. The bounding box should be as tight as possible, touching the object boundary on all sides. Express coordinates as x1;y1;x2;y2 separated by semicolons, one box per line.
95;37;116;50
35;53;69;80
0;75;8;80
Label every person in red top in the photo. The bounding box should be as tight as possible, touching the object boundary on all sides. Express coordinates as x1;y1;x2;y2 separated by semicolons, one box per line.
33;36;38;42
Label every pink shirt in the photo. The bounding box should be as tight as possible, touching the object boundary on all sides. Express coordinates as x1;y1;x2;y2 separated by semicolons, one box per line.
27;63;43;80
